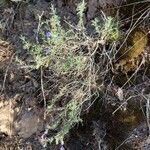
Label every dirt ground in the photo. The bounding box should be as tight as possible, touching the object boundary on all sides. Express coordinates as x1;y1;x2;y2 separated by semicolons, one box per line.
0;0;150;149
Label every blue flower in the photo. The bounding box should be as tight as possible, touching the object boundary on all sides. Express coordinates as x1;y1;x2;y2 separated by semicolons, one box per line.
60;145;65;150
45;31;51;38
43;47;51;55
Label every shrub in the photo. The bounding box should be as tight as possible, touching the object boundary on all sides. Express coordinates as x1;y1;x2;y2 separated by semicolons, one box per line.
21;0;119;145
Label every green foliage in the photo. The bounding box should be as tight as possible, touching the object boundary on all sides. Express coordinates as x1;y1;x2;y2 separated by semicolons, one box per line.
21;0;120;146
77;0;86;29
92;16;119;42
49;99;82;144
92;18;102;35
50;5;62;33
21;36;47;69
102;16;119;41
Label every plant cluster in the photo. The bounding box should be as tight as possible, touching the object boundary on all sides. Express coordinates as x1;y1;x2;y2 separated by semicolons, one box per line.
21;0;119;145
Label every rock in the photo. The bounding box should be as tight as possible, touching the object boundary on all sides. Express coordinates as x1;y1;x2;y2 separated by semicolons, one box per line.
0;96;44;139
15;110;43;138
115;28;148;72
87;0;98;20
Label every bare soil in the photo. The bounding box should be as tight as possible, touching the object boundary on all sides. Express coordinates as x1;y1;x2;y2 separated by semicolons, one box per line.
0;0;150;149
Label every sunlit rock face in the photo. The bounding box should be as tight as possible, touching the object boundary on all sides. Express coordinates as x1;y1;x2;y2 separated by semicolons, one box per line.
0;97;44;139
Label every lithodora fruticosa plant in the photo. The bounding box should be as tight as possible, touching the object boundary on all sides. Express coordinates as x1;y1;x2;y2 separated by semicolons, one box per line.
21;0;120;145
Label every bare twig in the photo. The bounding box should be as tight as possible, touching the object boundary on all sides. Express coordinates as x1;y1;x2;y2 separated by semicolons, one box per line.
41;67;46;120
36;11;44;43
0;53;15;95
146;95;150;135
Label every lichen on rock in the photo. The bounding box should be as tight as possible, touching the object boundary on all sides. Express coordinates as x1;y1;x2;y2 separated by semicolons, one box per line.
114;28;148;72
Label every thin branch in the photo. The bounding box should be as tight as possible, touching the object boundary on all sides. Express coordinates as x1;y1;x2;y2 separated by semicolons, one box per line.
41;67;46;120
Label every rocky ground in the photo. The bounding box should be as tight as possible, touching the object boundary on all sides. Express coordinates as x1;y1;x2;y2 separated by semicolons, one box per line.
0;0;150;149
